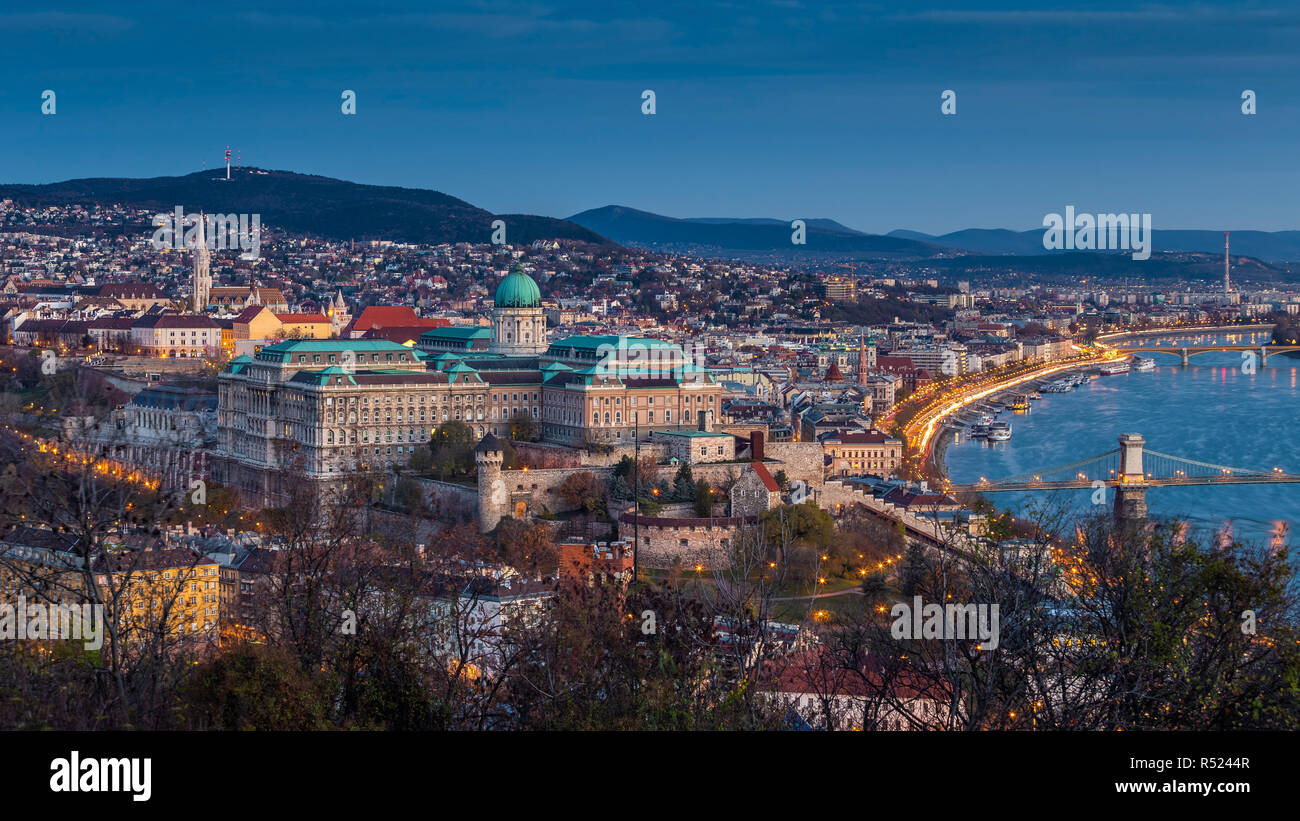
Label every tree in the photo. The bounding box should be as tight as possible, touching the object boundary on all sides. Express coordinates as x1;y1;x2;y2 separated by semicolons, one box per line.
493;519;557;576
860;570;890;605
673;463;695;500
507;411;539;442
184;643;333;730
394;475;425;514
759;502;834;553
898;542;928;597
555;470;605;514
407;446;432;473
429;420;475;478
692;479;714;517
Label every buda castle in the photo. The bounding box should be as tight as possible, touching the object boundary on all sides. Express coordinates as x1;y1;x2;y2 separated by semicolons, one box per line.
212;266;723;502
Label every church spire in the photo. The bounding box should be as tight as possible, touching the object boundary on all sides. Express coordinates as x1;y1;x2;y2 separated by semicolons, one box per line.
857;332;869;386
192;211;211;313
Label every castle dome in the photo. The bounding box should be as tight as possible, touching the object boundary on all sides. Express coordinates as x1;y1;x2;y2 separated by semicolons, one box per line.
494;265;541;308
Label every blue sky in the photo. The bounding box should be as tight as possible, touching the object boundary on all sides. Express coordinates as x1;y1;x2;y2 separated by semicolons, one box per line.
2;1;1298;233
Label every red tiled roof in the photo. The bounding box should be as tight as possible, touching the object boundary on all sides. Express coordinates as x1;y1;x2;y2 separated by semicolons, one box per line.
361;323;451;343
350;306;419;330
235;305;271;322
825;429;898;445
276;313;329;323
760;648;952;701
750;461;780;493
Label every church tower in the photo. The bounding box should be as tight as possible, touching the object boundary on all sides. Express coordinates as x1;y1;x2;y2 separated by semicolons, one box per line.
192;212;212;312
856;333;875;384
490;264;547;356
327;290;351;337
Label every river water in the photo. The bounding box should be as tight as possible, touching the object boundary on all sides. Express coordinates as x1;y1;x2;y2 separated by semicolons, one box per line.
943;330;1299;547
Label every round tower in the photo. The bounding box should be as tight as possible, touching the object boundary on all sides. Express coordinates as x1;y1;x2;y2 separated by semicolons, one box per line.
474;433;506;532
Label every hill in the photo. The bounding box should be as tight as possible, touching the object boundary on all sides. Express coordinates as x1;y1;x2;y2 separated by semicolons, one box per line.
889;227;1300;263
567;205;943;259
0;169;609;246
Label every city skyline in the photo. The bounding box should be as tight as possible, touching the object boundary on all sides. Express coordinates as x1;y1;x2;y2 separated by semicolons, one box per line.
2;1;1299;760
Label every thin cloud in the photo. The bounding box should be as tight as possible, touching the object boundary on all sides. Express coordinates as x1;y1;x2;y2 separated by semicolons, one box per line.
0;11;133;34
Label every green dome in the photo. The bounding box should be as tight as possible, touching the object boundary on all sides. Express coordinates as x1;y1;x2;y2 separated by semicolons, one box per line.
494;266;541;308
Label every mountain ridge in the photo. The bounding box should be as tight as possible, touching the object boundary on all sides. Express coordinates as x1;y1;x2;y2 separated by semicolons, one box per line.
566;205;943;258
0;169;610;247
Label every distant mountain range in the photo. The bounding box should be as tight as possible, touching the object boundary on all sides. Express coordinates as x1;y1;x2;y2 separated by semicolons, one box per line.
0;169;608;247
567;205;1300;266
566;206;943;258
888;228;1300;263
3;172;1296;273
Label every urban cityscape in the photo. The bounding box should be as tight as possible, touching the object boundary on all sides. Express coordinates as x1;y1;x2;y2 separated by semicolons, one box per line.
0;1;1295;803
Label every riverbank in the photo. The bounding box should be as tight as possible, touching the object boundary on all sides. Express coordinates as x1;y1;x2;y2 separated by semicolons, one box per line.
907;353;1111;476
926;325;1283;482
927;358;1101;476
942;341;1300;544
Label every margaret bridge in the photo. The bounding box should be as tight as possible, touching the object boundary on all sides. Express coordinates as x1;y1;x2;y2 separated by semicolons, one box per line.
1108;343;1300;367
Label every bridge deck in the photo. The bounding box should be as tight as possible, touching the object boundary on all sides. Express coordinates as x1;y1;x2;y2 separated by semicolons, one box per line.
951;476;1300;493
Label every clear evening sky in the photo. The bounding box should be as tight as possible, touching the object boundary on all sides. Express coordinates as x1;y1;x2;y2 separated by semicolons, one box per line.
1;1;1297;234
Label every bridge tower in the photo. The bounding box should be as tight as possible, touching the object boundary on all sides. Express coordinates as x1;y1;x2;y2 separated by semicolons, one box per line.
1180;348;1190;368
1114;433;1149;525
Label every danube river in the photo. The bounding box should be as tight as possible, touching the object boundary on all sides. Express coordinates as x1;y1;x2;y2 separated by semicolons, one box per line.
943;330;1299;546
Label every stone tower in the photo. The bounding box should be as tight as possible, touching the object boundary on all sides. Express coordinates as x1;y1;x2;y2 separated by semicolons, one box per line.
475;433;506;533
491;264;547;356
192;212;212;312
1113;433;1149;527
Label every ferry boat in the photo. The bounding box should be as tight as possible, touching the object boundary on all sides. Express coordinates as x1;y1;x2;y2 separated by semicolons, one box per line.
1099;361;1131;376
1008;393;1030;411
1132;356;1155;372
987;421;1012;441
970;414;994;438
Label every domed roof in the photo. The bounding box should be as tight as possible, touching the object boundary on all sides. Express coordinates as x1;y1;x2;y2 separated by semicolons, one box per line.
494;265;541;308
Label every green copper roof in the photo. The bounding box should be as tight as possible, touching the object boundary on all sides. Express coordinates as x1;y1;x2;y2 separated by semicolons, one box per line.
294;366;358;386
494;266;542;308
422;326;490;340
550;335;681;351
261;339;409;353
253;338;420;364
